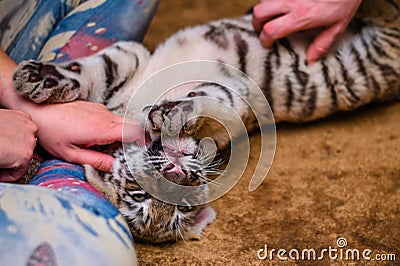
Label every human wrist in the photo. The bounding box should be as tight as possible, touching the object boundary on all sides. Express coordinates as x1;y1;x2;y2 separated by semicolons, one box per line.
0;49;19;109
0;49;41;114
0;82;40;115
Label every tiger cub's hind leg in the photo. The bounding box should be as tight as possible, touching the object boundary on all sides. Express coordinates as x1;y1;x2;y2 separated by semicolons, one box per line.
13;41;150;104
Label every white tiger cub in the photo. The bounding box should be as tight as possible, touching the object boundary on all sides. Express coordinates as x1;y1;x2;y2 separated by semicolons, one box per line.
13;5;400;243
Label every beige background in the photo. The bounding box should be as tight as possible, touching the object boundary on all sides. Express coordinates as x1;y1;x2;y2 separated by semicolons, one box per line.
139;1;400;264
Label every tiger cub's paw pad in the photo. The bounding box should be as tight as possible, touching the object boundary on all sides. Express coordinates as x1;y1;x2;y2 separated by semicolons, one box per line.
13;60;80;103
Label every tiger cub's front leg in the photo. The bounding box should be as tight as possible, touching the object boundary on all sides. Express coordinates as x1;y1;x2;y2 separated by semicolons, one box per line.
146;82;250;149
13;41;150;104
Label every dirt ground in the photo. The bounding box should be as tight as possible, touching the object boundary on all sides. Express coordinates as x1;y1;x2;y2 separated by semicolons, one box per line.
137;1;400;265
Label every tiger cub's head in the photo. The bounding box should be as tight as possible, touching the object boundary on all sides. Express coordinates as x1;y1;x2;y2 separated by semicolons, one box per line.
87;137;217;243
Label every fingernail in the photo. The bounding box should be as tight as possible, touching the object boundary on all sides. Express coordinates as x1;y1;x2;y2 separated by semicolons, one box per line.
306;53;317;66
306;58;315;66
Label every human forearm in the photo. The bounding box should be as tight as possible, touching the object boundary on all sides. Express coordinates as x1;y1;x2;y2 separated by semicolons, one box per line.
0;49;17;108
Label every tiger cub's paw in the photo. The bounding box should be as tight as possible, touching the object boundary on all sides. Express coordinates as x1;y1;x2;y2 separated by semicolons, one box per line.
145;92;206;137
13;60;81;104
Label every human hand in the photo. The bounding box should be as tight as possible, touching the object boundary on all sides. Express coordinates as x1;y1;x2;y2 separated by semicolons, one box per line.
30;101;144;173
252;0;362;64
0;109;38;182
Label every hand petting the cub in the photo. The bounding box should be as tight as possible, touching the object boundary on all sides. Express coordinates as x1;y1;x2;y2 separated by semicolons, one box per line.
252;0;362;64
30;101;145;173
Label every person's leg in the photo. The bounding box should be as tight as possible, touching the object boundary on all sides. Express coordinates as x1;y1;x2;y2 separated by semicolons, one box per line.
0;178;137;265
0;0;83;63
38;0;159;62
30;159;121;217
1;0;159;63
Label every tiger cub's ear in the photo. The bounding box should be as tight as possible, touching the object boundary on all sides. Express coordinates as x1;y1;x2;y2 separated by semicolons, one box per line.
184;206;217;240
84;165;119;205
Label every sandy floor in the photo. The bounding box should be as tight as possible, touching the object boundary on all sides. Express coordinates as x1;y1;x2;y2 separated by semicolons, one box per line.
138;1;400;264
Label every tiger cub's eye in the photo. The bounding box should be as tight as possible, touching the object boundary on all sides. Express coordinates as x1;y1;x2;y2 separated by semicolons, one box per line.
177;205;195;213
177;200;194;213
130;190;149;202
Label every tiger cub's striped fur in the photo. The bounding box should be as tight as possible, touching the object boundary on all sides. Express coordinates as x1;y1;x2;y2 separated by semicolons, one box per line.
13;2;400;243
